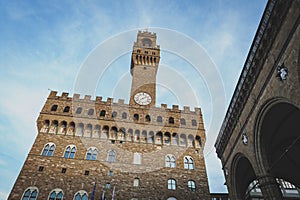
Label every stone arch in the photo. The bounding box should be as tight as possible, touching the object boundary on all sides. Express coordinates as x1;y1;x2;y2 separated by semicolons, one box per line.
127;128;133;141
118;127;126;141
101;125;109;139
179;134;187;146
40;119;50;133
255;98;300;188
58;121;67;135
141;130;147;143
92;124;100;138
49;120;58;134
148;131;154;144
231;153;256;199
187;134;194;147
171;133;178;145
67;122;75;136
134;130;140;142
76;123;84;136
84;124;92;137
164;132;171;145
195;135;201;148
110;126;118;139
155;132;162;144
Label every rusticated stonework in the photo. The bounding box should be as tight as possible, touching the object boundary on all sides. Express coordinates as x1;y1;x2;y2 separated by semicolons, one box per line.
9;31;210;200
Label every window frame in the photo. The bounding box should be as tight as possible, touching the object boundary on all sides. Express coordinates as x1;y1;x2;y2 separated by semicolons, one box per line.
168;179;176;190
64;145;77;159
42;142;56;157
21;186;39;200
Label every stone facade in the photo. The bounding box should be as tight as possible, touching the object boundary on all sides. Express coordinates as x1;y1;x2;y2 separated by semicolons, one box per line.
215;0;300;199
9;31;210;200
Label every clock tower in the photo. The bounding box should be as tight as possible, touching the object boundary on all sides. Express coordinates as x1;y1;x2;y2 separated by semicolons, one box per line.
129;30;160;107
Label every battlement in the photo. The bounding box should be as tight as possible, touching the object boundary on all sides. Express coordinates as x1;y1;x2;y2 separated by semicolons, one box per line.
47;91;202;115
138;30;156;38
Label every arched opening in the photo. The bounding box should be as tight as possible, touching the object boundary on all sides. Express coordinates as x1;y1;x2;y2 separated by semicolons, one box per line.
84;124;92;137
63;106;70;113
127;129;133;141
148;131;154;144
110;127;118;139
118;127;126;141
49;120;58;134
141;130;147;143
164;132;171;145
145;114;151;122
40;120;50;133
155;132;162;144
76;123;84;136
101;126;109;139
169;117;174;124
187;134;194;147
257;102;300;188
67;122;75;135
100;110;106;117
134;130;140;142
93;125;100;138
179;134;187;146
172;133;178;145
195;135;201;148
232;154;256;199
58;121;67;135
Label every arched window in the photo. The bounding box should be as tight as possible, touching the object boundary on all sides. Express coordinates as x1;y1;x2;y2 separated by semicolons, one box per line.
75;107;82;114
42;143;56;156
133;178;139;187
101;126;109;139
64;145;76;159
40;120;50;133
63;106;70;113
169;117;174;124
157;116;162;123
172;133;179;145
188;180;196;191
148;131;154;144
51;105;58;112
112;111;117;118
184;156;194;170
122;112;127;119
22;186;38;200
133;114;139;121
107;150;115;163
168;179;176;190
145;115;151;122
74;190;88;200
48;189;63;200
180;118;186;125
100;110;106;117
164;132;171;145
192;119;197;126
88;109;94;115
86;147;98;160
166;155;176;168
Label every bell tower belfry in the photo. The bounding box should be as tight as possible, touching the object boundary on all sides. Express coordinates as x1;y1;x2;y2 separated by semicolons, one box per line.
129;30;160;107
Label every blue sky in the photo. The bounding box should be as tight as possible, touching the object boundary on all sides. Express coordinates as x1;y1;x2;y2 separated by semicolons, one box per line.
0;0;267;199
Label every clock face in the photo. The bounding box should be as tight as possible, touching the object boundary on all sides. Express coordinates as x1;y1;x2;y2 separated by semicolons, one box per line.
134;92;152;105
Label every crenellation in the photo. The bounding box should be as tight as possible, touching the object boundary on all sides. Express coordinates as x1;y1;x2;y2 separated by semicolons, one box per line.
118;99;125;104
73;93;80;100
183;106;190;113
161;103;167;109
61;92;69;98
84;95;91;100
49;90;58;98
10;30;210;200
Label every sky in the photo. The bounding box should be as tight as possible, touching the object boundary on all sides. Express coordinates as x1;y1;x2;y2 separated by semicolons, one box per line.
0;0;267;199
